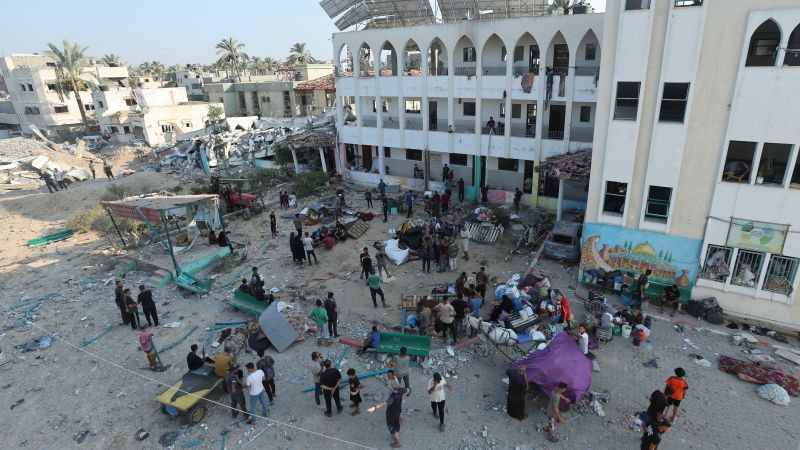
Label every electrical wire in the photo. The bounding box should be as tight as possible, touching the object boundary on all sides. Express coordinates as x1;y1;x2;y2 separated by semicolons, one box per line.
3;305;376;450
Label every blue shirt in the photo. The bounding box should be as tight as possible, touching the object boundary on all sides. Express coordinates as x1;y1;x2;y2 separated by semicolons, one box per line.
405;193;414;205
469;297;482;318
370;331;381;348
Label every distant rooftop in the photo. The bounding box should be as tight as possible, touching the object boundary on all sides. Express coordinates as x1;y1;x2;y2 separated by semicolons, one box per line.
320;0;549;31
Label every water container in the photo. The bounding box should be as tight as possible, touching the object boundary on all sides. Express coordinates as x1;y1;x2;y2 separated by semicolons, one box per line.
621;325;632;338
644;315;653;329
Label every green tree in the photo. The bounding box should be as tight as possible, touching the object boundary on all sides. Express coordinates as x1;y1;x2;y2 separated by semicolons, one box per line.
289;42;314;65
246;169;279;203
250;56;266;75
264;57;280;73
165;64;182;84
149;61;166;80
45;40;92;127
208;104;224;122
272;144;293;171
216;37;247;81
548;0;572;15
100;53;125;66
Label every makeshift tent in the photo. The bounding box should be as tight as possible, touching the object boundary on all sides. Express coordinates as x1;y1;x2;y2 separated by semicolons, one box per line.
510;332;592;403
383;239;409;265
258;302;301;353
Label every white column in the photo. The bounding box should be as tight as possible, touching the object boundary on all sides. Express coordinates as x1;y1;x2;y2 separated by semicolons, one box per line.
378;146;385;177
556;178;564;222
291;147;299;173
319;146;327;173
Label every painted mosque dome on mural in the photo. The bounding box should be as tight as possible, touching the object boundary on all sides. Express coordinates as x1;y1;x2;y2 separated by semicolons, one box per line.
633;241;657;255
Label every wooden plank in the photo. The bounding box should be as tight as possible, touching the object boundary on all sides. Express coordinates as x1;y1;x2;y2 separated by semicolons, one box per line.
775;349;800;366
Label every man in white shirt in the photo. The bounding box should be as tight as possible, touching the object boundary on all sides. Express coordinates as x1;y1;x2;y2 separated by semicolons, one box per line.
53;168;68;190
244;362;269;423
578;324;600;372
303;232;318;265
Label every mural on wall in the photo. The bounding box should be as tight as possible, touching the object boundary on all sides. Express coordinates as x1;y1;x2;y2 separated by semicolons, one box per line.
580;222;703;289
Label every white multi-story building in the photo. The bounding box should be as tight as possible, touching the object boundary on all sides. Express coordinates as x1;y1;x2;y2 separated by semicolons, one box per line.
584;0;800;330
329;5;603;209
204;64;335;119
92;86;219;146
176;67;223;99
0;54;128;139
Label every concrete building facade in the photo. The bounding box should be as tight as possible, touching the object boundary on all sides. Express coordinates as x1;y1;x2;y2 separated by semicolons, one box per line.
204;64;335;119
0;54;127;139
584;0;800;330
331;13;603;207
93;87;218;146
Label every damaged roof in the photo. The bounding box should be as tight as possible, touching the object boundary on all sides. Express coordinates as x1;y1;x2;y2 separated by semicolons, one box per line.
295;74;335;91
280;123;336;148
101;194;219;224
535;149;592;181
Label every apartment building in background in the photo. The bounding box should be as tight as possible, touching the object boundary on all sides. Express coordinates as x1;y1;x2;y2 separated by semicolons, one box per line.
584;0;800;329
204;64;335;119
92;86;218;147
0;54;127;139
329;5;602;210
176;66;224;100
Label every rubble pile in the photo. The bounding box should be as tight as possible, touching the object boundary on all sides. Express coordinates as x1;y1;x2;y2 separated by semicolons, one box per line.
0;137;92;187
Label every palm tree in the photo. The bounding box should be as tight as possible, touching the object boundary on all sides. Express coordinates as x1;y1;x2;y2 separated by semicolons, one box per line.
150;61;166;80
216;37;247;81
548;0;572;15
239;54;251;76
250;56;266;75
100;53;125;67
264;57;280;74
288;42;314;65
45;40;92;127
165;64;182;84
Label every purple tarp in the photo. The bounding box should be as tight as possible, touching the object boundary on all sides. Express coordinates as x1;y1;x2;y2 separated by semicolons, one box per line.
510;332;592;404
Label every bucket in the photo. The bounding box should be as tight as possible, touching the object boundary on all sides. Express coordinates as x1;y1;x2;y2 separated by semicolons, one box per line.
612;325;622;336
621;325;632;339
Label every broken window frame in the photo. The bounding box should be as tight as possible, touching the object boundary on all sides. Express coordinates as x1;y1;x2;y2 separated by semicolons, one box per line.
53;105;69;113
603;181;627;215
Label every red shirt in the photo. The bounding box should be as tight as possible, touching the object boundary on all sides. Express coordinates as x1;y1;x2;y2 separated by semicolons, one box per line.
560;297;572;323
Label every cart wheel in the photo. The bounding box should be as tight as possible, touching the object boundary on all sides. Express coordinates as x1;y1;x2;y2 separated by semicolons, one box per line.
242;208;252;220
188;404;207;425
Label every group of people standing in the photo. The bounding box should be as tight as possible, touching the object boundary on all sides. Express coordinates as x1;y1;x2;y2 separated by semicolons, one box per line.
640;367;688;449
114;280;159;330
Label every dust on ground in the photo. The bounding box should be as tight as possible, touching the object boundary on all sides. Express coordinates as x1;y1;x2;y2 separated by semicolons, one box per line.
0;166;798;450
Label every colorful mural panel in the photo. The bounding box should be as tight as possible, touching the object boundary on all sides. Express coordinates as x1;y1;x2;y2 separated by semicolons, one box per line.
580;222;702;289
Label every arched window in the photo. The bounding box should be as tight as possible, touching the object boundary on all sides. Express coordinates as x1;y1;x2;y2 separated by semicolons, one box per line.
746;19;780;67
785;24;800;66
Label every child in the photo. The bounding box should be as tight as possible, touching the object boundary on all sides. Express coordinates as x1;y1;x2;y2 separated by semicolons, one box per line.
347;368;364;415
545;382;570;443
664;367;688;422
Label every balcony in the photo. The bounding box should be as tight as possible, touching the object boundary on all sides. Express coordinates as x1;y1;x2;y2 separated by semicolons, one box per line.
452;120;476;134
430;119;449;132
453;67;477;77
510;124;535;138
362;117;377;128
570;126;594;143
481;66;506;76
405;117;423;130
513;64;540;77
383;117;400;129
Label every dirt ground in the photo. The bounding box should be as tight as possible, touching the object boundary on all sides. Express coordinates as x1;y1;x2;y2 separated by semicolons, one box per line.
0;163;799;450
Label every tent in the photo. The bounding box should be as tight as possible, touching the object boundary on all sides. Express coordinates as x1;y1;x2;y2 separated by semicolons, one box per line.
258;302;300;353
510;332;592;404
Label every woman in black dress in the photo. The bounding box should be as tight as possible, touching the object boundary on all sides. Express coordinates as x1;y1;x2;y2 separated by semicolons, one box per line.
506;365;528;420
289;232;305;264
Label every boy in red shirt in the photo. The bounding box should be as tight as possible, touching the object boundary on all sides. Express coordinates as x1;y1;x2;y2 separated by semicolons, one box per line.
664;367;688;422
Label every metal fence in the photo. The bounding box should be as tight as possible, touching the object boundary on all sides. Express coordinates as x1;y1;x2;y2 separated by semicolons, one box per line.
482;66;506;76
546;130;564;140
454;67;477;76
405;117;423;130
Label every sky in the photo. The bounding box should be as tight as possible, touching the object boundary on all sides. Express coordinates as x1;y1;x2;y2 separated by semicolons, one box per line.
0;0;605;66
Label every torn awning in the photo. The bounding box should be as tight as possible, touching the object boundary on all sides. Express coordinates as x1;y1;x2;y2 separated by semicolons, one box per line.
101;194;219;224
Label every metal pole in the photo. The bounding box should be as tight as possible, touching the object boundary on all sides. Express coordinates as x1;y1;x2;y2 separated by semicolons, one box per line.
160;211;181;276
401;307;407;335
106;208;127;247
